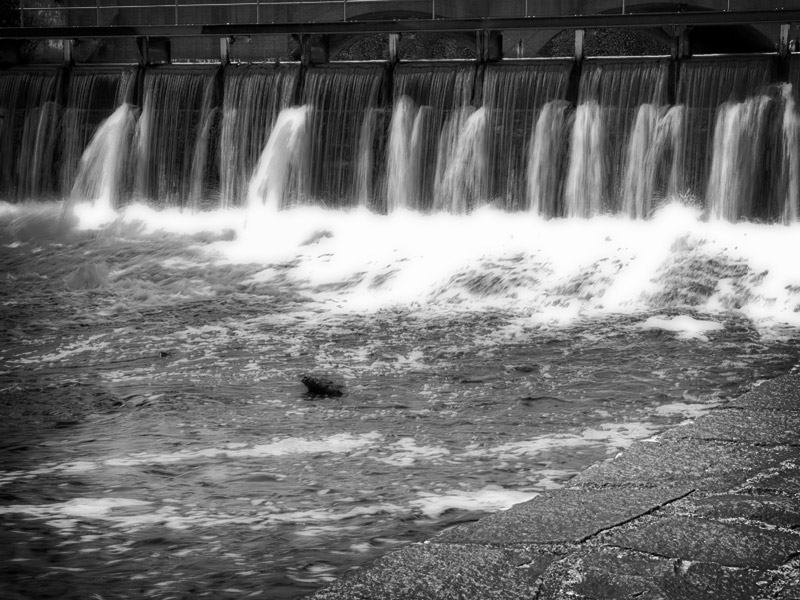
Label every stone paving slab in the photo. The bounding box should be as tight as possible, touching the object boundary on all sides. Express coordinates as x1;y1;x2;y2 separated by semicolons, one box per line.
660;409;800;445
602;516;800;569
740;456;800;495
665;492;800;529
435;486;692;545
571;438;796;491
309;373;800;600
310;543;555;600
536;546;772;600
728;376;800;411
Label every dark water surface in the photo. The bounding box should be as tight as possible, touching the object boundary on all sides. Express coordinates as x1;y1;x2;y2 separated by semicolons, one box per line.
1;203;799;598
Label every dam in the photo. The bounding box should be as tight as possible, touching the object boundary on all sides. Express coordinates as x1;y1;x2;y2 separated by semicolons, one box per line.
2;2;800;599
3;2;800;220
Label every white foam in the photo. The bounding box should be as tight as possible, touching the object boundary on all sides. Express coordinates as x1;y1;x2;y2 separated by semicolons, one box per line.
0;497;150;521
655;401;721;418
640;315;725;340
9;198;800;325
376;438;451;467
410;485;537;519
104;432;382;467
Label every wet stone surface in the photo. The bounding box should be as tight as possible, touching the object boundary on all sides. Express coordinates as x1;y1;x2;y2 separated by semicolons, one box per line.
313;374;800;600
661;409;800;445
434;486;692;545
602;516;800;570
666;492;800;529
571;439;796;492
536;546;772;600
310;543;555;600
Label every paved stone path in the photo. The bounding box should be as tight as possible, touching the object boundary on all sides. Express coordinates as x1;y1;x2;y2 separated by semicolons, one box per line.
310;374;800;599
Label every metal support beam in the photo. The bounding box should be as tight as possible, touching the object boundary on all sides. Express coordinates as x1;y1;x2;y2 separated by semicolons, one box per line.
575;29;584;62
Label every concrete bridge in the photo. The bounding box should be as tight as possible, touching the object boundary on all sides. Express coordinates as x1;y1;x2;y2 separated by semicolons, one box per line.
3;1;800;64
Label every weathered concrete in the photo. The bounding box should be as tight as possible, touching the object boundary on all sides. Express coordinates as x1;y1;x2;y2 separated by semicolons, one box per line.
309;373;800;599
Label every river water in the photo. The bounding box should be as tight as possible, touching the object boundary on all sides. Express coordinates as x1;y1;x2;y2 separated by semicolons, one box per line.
1;200;799;598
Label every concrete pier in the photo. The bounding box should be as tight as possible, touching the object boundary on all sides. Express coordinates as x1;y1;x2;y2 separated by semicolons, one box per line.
310;374;800;599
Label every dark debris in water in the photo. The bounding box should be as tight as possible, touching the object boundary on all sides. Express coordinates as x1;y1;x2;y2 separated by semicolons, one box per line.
301;375;344;397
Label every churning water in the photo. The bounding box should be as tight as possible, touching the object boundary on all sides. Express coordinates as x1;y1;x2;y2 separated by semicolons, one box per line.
3;52;800;598
2;199;800;599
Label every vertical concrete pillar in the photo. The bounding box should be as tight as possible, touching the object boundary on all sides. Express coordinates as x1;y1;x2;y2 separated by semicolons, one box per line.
389;33;399;64
575;29;585;62
476;30;502;62
300;34;329;66
220;36;231;65
780;23;791;58
63;39;73;65
672;25;691;60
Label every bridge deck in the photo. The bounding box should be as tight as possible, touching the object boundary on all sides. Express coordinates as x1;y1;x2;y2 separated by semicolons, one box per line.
2;9;800;39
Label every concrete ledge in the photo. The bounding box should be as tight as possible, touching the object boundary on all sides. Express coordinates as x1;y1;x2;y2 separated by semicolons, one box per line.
309;373;800;600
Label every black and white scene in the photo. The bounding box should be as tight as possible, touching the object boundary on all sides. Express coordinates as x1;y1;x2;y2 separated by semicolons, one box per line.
2;1;800;598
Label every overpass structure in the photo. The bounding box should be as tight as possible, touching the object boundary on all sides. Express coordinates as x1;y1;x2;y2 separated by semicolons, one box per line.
3;1;800;64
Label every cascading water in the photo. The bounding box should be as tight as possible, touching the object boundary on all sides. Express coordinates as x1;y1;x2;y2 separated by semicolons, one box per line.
526;100;573;216
0;67;61;200
433;106;490;213
706;95;773;221
6;51;800;600
59;66;138;195
219;64;300;208
389;62;476;211
678;56;776;197
620;103;687;219
386;95;419;212
133;66;219;208
782;84;800;223
69;103;138;211
564;101;605;217
302;64;385;207
482;61;572;207
246;105;310;211
2;55;798;220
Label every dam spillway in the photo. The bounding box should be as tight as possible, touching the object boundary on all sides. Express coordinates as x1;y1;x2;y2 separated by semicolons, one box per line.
1;52;800;221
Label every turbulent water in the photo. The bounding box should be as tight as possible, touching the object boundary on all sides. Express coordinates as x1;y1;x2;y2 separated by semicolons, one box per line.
1;200;800;599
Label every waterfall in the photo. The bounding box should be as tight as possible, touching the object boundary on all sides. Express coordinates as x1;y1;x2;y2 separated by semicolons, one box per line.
0;67;61;200
390;62;477;211
433;106;490;214
677;56;776;196
706;95;773;222
246;105;310;211
620;103;689;219
527;99;572;217
781;84;800;224
482;61;572;207
386;95;418;212
302;64;385;207
60;66;137;196
0;55;797;222
219;64;300;208
133;66;219;208
69;103;138;210
354;107;380;209
564;101;605;218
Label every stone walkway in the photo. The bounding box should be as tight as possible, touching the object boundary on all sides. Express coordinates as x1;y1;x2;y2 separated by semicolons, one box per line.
310;374;800;599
